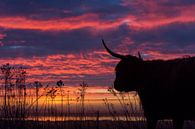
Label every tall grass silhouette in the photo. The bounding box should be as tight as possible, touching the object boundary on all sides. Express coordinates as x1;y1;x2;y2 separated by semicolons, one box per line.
0;63;182;129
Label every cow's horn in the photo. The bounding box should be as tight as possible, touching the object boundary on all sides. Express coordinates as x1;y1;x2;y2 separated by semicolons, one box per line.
102;39;125;59
138;52;143;60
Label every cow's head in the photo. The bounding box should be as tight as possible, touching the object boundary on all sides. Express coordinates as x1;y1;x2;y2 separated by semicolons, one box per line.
102;39;143;92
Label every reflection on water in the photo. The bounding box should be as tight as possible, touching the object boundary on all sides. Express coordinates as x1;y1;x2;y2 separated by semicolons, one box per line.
0;86;143;123
26;116;146;122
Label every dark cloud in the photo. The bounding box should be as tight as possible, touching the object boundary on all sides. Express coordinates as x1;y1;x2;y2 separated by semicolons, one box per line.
0;0;130;21
0;1;83;19
0;21;131;57
1;28;98;57
129;22;195;54
161;0;195;6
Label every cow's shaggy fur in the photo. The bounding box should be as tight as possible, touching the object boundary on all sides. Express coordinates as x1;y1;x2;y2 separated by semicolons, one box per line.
103;40;195;129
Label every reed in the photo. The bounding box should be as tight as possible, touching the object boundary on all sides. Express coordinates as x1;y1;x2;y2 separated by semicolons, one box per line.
0;64;186;129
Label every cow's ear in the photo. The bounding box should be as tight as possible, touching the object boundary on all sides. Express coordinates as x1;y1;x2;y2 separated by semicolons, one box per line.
138;52;143;61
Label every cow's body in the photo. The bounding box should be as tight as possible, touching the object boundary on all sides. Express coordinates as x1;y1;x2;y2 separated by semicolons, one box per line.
141;58;195;116
138;58;195;128
102;39;195;129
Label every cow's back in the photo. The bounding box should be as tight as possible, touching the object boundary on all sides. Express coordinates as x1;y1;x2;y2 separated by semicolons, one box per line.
139;57;195;120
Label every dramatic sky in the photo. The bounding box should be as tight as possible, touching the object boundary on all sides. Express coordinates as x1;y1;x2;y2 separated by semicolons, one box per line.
0;0;195;87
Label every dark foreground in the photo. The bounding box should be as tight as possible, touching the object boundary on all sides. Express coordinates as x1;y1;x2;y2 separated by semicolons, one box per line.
0;120;195;129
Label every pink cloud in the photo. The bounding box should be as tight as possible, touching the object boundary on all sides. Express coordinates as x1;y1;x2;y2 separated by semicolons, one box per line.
120;1;195;29
0;3;194;32
0;13;124;31
0;50;118;84
0;33;6;46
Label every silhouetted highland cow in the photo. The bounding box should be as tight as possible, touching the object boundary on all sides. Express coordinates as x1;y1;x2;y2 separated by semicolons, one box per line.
102;39;195;129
